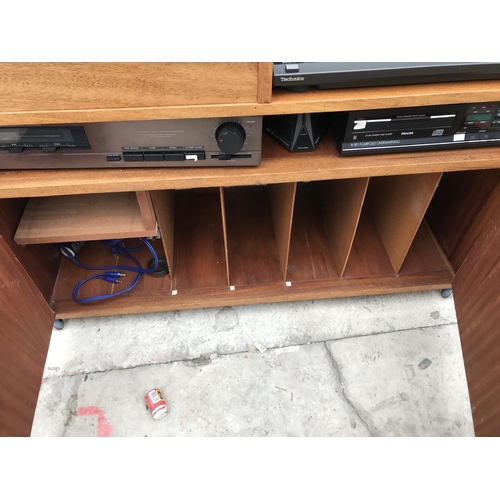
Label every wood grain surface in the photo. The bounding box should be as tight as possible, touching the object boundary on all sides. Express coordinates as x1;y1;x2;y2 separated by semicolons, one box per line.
0;237;54;436
135;191;157;232
0;198;61;302
426;170;500;271
1;73;499;125
257;63;273;104
453;200;500;436
318;178;369;277
268;182;297;280
343;208;395;278
2;133;500;199
14;192;158;244
287;183;340;282
172;189;228;290
0;63;259;114
219;187;231;286
366;173;442;273
222;186;283;287
150;190;175;279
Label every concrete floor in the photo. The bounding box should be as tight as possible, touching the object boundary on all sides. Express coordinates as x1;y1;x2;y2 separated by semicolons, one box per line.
32;291;474;437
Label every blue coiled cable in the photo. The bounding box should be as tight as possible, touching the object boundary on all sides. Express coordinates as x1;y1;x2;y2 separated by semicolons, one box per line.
59;238;159;304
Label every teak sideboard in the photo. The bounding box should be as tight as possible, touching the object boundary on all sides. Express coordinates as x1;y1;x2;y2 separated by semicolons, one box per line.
1;63;500;437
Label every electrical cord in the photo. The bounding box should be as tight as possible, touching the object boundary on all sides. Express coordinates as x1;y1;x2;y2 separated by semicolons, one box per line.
59;238;159;304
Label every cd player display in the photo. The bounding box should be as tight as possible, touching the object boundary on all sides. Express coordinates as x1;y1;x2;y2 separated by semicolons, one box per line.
333;102;500;156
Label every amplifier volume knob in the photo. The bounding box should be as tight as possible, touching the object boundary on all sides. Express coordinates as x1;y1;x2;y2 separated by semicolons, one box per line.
215;122;246;155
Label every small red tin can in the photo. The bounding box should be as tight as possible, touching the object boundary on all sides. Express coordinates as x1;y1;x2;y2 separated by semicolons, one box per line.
144;388;168;419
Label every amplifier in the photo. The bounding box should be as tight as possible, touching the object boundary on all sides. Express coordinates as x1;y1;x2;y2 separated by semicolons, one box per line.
332;102;500;156
0;117;262;170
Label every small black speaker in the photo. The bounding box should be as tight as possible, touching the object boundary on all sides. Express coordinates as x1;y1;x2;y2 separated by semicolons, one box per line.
265;113;329;152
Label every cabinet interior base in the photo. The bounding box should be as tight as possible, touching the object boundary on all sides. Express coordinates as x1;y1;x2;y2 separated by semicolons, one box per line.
51;218;453;319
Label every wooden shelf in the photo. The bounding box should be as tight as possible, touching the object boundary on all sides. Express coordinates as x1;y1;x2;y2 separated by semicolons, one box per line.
269;81;500;115
14;191;157;245
1;70;499;125
2;133;500;199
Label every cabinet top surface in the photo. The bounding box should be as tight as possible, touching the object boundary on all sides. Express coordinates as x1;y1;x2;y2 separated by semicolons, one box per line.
0;63;500;125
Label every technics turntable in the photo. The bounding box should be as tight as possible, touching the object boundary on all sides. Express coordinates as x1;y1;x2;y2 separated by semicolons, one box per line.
274;62;500;92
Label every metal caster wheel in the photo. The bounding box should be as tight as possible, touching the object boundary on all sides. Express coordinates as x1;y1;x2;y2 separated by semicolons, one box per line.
53;319;65;330
441;289;453;299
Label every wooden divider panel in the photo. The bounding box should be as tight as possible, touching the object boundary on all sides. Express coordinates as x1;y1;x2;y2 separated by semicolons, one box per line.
287;183;339;282
172;189;228;290
318;178;369;277
257;62;273;104
367;173;443;274
268;183;297;280
135;191;157;233
223;185;283;287
150;190;175;278
219;187;230;286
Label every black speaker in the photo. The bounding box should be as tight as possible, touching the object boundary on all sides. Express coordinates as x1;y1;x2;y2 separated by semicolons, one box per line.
265;113;329;152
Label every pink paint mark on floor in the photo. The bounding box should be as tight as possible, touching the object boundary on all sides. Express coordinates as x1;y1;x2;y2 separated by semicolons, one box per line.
77;406;113;437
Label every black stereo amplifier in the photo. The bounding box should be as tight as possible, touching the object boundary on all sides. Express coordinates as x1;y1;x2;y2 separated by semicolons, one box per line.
332;102;500;156
274;62;500;93
0;117;262;170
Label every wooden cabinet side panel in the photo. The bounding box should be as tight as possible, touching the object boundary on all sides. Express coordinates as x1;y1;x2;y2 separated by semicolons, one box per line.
0;237;54;437
453;199;500;436
426;170;500;271
0;198;61;303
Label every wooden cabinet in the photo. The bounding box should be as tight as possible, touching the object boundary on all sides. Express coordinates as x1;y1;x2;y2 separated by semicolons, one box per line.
1;62;500;436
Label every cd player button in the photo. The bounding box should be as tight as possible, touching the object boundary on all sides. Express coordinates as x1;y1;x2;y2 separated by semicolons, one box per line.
285;64;300;73
164;153;185;161
144;153;164;161
8;147;23;153
42;146;57;152
123;153;144;162
494;132;500;139
106;154;122;162
466;133;479;141
478;132;494;140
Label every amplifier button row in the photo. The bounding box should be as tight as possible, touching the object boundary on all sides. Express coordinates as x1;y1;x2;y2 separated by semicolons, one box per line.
121;151;206;162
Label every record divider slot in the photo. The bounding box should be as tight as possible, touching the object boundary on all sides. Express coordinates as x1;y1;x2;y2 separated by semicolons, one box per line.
317;178;369;278
150;190;175;284
268;182;297;281
366;173;443;274
219;186;231;287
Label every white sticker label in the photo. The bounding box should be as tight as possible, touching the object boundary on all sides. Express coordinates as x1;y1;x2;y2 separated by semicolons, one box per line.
148;390;161;404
